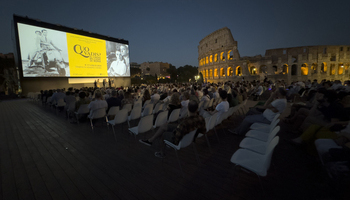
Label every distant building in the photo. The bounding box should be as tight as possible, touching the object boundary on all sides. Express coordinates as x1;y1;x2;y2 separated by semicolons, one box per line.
140;62;170;79
198;27;350;83
130;62;141;69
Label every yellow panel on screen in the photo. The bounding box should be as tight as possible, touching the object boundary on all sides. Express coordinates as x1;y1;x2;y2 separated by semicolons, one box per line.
66;33;107;77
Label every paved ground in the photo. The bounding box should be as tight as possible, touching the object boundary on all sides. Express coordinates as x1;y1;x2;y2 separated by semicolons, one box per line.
0;99;347;199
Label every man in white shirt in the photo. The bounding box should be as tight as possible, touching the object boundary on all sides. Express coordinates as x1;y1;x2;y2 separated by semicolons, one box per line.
201;90;229;124
231;88;287;135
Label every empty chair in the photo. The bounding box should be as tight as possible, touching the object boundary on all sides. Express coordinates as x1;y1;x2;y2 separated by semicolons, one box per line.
250;113;280;132
197;112;219;152
107;106;119;120
168;108;181;123
240;126;280;154
88;108;107;130
246;120;280;142
142;104;153;117
108;109;129;142
128;115;154;138
128;106;142;127
230;136;280;192
153;110;168;129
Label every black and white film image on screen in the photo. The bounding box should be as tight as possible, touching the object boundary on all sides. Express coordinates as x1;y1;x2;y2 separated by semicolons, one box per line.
106;41;130;77
17;23;70;77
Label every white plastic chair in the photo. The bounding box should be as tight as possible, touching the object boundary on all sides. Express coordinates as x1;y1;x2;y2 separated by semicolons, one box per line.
240;126;280;154
230;136;280;192
246;119;280;141
315;139;342;165
168;108;181;123
123;104;133;113
108;109;129;142
153;102;163;114
55;99;66;114
197;112;219;152
179;107;188;119
88;108;107;130
134;100;142;108
128;106;142;127
107;106;119;120
164;129;199;177
250;113;280;132
75;104;90;124
66;102;76;121
128;115;154;138
153;110;168;129
143;99;151;108
142;104;153;117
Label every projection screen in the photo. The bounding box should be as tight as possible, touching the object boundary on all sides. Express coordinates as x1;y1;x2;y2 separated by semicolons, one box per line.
15;21;130;78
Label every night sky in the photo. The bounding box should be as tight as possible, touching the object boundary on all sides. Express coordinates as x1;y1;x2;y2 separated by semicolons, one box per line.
1;0;349;67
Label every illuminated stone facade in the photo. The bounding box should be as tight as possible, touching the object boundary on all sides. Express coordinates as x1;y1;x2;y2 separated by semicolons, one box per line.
198;27;350;83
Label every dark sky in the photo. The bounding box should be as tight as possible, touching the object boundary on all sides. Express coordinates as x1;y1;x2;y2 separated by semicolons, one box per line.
1;0;350;67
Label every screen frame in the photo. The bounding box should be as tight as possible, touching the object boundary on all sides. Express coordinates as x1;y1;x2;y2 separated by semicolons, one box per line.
13;15;130;79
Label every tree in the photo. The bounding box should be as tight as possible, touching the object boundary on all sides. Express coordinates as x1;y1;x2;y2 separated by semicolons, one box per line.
177;65;198;83
146;67;150;72
166;64;177;82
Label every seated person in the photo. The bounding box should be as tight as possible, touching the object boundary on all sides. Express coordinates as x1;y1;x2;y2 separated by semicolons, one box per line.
88;90;107;118
201;90;229;124
139;100;206;158
230;88;287;135
106;90;121;112
75;92;91;112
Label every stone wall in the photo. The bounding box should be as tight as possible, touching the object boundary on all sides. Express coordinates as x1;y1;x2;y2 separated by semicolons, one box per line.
198;28;350;84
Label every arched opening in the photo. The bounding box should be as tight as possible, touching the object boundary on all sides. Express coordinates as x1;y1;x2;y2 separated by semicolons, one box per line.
330;64;335;75
301;63;308;75
291;64;297;75
321;62;327;73
209;55;213;63
205;70;209;78
209;69;213;78
227;50;233;60
220;68;224;77
311;63;318;74
345;63;350;73
338;63;344;75
214;54;218;62
250;66;257;75
282;64;288;74
214;69;218;77
206;56;209;65
220;52;225;61
227;67;233;76
236;66;242;76
259;65;267;74
273;66;278;74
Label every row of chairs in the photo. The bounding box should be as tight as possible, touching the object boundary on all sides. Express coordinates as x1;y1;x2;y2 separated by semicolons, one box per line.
230;113;281;192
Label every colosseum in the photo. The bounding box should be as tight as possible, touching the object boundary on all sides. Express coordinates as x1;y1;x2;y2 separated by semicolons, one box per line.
198;27;350;84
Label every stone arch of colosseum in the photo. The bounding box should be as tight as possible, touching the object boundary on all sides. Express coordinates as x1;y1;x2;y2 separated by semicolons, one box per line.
198;27;350;83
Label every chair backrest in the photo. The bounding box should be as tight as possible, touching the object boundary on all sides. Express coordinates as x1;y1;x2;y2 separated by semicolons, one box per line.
114;109;129;124
142;104;153;116
178;129;198;148
129;106;142;120
143;99;151;108
266;126;280;144
270;113;280;124
77;104;90;114
107;106;120;116
198;101;204;111
90;108;106;119
153;102;163;114
123;104;133;112
67;102;76;111
57;99;66;106
168;108;180;123
216;110;228;125
154;110;168;128
207;112;218;132
179;107;188;119
262;136;279;176
208;98;214;107
137;115;154;134
134;101;142;108
269;119;280;132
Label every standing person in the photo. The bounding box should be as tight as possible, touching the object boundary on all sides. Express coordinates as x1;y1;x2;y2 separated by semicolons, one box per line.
94;80;97;88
